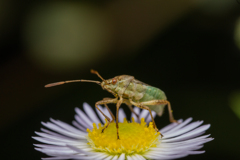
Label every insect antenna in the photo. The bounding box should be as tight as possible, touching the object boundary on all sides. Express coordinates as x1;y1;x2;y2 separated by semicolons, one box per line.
45;79;101;88
90;69;105;81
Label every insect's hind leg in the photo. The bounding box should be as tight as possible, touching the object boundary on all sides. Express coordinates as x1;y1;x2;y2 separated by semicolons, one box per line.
129;99;159;133
95;98;118;132
139;100;177;123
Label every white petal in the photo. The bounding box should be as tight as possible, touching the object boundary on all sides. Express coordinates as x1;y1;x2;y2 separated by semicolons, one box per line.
40;128;81;139
145;153;188;160
118;108;126;122
95;105;107;123
188;150;205;154
42;157;68;160
75;108;94;128
34;144;69;150
131;107;140;122
50;118;86;135
34;144;92;155
72;121;88;131
90;152;109;160
42;157;74;160
118;153;125;160
56;155;94;160
162;124;210;142
162;121;203;138
74;115;92;129
66;144;94;155
126;155;133;160
149;145;203;153
104;155;114;160
146;111;156;123
35;147;78;156
33;137;64;146
103;106;113;120
35;132;82;144
112;155;119;160
83;103;101;124
163;117;193;134
69;154;105;160
41;122;86;139
135;154;146;160
159;119;183;133
130;155;140;160
139;109;149;120
159;135;212;147
33;136;84;146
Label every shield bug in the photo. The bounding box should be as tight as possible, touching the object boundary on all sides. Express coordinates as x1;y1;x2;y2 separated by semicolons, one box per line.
45;69;177;139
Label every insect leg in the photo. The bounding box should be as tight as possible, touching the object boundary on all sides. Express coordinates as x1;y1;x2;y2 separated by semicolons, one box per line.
116;96;123;139
139;100;177;123
103;104;115;122
165;101;177;123
129;99;160;133
126;104;140;121
102;98;116;121
122;99;140;121
95;98;118;132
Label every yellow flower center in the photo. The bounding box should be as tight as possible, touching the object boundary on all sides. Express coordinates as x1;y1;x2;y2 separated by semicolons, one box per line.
86;118;161;155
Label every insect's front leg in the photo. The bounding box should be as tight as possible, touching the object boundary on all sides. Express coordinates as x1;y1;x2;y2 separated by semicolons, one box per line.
139;100;177;123
116;96;123;139
129;99;160;134
95;98;118;132
102;98;116;122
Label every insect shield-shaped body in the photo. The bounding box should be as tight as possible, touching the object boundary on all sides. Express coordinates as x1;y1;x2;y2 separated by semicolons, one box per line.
102;75;168;117
45;70;177;139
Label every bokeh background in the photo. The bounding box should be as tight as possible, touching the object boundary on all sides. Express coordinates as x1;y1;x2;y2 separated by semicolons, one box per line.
1;0;240;159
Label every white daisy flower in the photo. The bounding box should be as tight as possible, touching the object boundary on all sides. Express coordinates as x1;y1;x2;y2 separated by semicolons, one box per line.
33;103;213;160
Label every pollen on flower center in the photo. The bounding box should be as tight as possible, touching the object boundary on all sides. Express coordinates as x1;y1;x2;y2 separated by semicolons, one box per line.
86;118;161;155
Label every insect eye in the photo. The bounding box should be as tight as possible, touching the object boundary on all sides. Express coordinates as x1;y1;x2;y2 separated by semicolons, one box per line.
112;78;117;84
